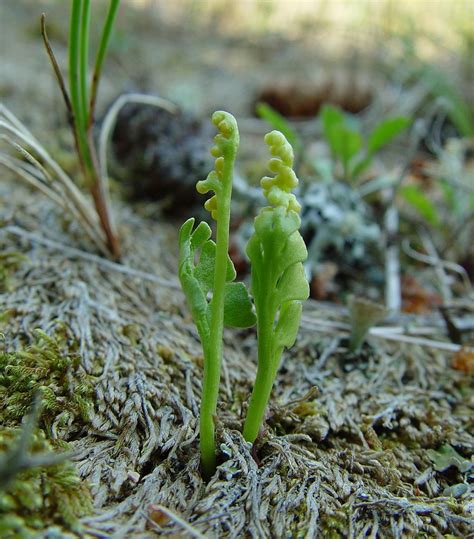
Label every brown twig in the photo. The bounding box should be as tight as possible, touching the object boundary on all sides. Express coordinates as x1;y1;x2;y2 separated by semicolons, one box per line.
40;14;75;129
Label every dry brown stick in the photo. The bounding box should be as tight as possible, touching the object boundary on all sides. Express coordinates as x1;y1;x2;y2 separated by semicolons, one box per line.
300;314;466;352
40;14;75;129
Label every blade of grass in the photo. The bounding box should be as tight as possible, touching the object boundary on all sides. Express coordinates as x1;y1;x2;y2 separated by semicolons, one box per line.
66;1;120;258
0;113;104;239
88;0;121;127
69;0;83;135
69;0;93;172
79;0;91;126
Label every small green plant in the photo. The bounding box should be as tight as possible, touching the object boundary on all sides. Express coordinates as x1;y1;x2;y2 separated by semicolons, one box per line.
178;112;256;478
0;2;122;259
179;112;308;476
320;105;410;182
243;131;309;443
256;102;410;185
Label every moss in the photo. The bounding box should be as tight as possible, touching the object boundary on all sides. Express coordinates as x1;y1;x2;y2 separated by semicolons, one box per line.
0;252;27;293
0;329;95;536
157;345;174;363
0;329;94;435
319;511;348;539
0;428;92;538
122;323;141;346
295;507;348;539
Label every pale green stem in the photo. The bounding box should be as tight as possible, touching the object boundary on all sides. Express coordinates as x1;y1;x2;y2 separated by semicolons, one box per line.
243;310;275;444
243;278;279;444
200;158;233;478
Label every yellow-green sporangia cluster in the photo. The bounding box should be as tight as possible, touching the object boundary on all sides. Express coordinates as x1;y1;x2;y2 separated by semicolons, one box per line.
196;111;240;220
261;130;301;213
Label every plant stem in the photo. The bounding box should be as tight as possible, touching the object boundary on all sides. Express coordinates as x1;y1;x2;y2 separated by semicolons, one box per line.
88;159;121;259
243;295;275;444
200;158;233;479
40;14;74;127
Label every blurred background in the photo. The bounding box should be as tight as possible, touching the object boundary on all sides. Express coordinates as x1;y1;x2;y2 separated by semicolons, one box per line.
2;0;472;117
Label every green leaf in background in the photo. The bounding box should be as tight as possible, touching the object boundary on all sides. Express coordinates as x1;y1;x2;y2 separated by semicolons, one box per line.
439;178;457;214
367;117;411;155
321;104;346;159
351;155;373;179
256;102;301;151
420;64;474;137
339;127;362;176
400;184;439;225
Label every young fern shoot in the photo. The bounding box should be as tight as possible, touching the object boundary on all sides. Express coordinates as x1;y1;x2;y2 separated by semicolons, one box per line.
243;131;309;444
178;112;255;478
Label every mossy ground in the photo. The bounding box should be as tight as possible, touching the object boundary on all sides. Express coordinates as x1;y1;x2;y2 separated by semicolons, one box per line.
0;183;472;538
0;330;94;537
0;428;92;538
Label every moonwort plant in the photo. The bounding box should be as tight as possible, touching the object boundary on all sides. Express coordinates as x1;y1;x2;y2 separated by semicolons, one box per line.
178;112;256;478
179;112;308;476
243;131;310;443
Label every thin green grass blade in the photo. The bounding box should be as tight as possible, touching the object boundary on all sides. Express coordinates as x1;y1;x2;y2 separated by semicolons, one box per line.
69;0;83;132
88;0;121;124
79;0;91;126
